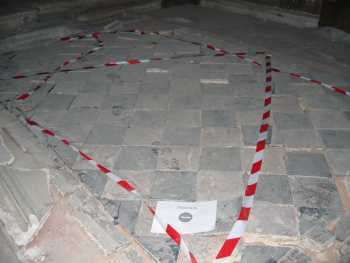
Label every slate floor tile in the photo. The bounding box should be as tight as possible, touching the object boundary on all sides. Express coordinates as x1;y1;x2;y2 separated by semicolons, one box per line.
157;146;200;171
201;110;236;127
285;152;331;177
114;146;158;170
166;109;201;127
136;236;179;263
78;170;107;197
200;127;242;147
200;147;241;171
196;170;244;200
135;94;169;110
70;93;104;109
241;245;290;263
289;176;343;211
85;124;126;145
130;110;168;127
255;174;292;204
123;126;163;146
272;129;324;149
101;94;138;110
162;127;201;146
318;130;350;149
274;112;313;130
298;207;338;235
325;149;350;175
247;201;299;236
101;199;141;234
150;171;196;200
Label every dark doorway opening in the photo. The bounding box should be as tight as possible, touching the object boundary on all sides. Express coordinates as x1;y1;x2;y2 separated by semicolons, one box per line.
161;0;200;8
319;0;350;33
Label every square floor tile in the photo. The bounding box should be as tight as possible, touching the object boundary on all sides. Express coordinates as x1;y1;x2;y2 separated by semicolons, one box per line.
200;147;241;171
274;112;313;130
196;170;244;200
114;146;158;170
286;152;331;177
162;127;201;145
200;127;242;147
150;171;196;200
85;124;126;145
157;146;200;171
201;110;235;127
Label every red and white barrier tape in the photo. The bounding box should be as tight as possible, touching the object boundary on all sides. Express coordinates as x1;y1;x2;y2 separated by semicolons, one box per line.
22;116;198;263
215;55;273;262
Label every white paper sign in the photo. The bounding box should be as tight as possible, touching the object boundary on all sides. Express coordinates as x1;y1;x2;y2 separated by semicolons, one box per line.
151;200;217;234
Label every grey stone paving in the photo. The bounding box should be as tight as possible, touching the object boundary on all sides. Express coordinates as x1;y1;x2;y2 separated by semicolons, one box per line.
1;7;350;262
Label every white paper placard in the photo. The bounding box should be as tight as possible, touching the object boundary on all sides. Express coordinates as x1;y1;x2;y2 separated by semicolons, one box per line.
151;200;217;234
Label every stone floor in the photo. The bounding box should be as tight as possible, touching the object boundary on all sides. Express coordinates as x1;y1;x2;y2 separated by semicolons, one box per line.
1;4;350;263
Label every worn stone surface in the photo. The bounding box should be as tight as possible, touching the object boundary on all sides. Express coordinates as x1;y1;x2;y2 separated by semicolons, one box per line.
274;112;313;130
247;201;299;237
304;224;335;250
336;215;350;242
255;174;293;204
136;236;179;263
241;245;290;263
298;207;338;235
277;248;311;263
157;146;200;171
196;171;244;201
201;110;236;127
289;176;343;211
285;152;331;178
319;130;350;149
326;149;350;175
200;147;241;171
150;171;196;201
115;146;158;170
200;127;242;147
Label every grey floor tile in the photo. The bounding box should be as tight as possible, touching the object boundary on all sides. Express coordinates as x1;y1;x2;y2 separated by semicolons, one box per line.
101;94;138;110
289;176;343;211
241;245;290;263
114;146;158;170
274;112;313;130
130;110;168;127
157;146;200;171
318;130;350;149
78;170;107;197
200;147;241;171
325;149;350;175
123;126;163;146
255;174;292;204
166;109;201;127
201;110;235;127
135;94;169;110
200;127;242;147
247;201;299;236
285;152;331;177
196;170;244;200
162;127;201;145
101;198;141;234
150;171;196;200
85;124;126;145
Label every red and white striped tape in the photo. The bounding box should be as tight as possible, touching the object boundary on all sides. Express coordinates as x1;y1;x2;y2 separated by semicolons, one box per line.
215;55;273;262
22;117;198;263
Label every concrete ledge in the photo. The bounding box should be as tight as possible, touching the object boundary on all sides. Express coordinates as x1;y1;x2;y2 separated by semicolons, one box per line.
202;0;319;28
